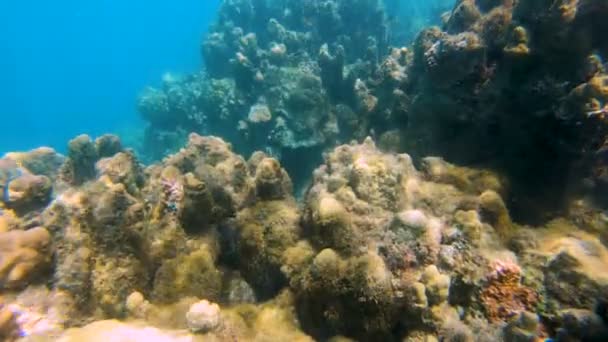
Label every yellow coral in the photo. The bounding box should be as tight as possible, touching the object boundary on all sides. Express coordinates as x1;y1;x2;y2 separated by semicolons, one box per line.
479;190;513;238
0;227;51;289
420;265;450;305
152;245;222;304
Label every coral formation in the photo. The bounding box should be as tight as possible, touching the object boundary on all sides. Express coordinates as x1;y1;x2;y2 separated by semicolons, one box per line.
0;132;606;340
136;0;398;190
479;260;538;322
134;0;608;229
4;0;608;341
0;227;51;289
382;0;608;221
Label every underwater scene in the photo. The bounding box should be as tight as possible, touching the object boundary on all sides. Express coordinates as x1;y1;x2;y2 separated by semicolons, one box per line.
1;0;608;341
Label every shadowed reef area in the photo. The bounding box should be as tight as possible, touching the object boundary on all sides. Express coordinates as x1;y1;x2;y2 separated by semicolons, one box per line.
1;0;608;341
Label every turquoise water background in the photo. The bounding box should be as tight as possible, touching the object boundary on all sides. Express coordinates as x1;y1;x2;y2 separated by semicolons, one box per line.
0;0;451;156
0;0;220;154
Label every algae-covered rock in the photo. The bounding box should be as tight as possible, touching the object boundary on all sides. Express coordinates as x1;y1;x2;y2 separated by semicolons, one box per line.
540;225;608;310
3;147;65;180
90;254;148;318
235;199;300;299
5;173;52;213
152;245;223;304
290;138;529;340
3;124;608;341
503;311;544;342
95;151;143;195
95;134;123;158
62;134;98;185
0;304;17;341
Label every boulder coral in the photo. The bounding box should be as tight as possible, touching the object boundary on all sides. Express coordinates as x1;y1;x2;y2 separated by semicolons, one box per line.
0;227;51;289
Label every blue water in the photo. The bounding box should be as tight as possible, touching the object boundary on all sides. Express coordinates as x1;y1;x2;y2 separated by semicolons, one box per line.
0;0;220;155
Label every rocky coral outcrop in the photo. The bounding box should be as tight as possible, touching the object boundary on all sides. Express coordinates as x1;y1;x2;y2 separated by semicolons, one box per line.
282;138;521;340
370;0;608;222
137;0;398;188
0;133;301;333
1;131;608;340
4;147;65;180
0;158;53;214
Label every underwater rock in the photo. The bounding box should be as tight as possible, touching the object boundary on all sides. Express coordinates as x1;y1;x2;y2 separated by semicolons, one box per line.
1;129;608;340
420;265;451;306
125;291;152;320
542;232;608;309
252;156;292;200
61;134;98;185
319;44;346;101
3;147;65;180
4;173;52;213
224;273;256;305
381;0;608;222
185;299;221;333
0;158;53;213
502;311;544;342
555;308;608;341
163;133;252;214
247;103;272;124
3;286;74;339
438;317;475;342
0;302;18;340
137;86;175;128
152;245;223;304
95;134;123;158
215;151;299;299
95;151;143;195
235;199;300;299
290;138;517;340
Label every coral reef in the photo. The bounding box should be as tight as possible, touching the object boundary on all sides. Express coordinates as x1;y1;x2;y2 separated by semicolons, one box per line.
374;0;608;222
136;0;608;223
136;0;397;190
0;133;606;340
5;0;608;340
